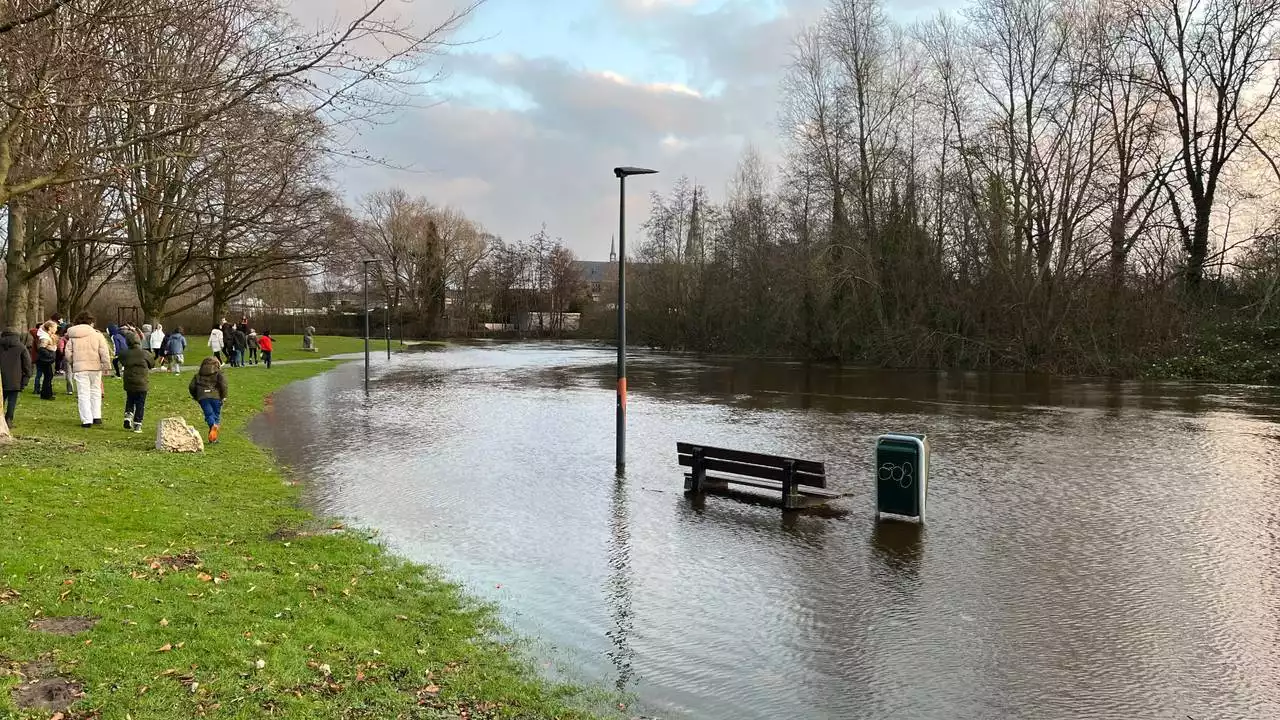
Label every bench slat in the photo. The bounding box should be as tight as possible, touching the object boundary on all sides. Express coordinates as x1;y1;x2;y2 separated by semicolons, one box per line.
676;442;825;476
687;473;843;499
678;454;826;488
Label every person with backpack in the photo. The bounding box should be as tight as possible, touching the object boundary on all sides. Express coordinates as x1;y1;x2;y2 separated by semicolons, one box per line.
189;356;228;444
121;330;154;433
165;327;188;374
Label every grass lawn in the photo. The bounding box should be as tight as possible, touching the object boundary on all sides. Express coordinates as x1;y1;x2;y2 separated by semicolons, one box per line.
254;335;368;363
0;364;605;719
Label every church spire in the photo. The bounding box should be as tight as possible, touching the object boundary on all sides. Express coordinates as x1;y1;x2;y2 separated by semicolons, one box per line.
609;235;616;263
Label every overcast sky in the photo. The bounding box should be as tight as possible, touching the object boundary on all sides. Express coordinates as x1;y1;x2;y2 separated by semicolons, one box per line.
298;0;944;261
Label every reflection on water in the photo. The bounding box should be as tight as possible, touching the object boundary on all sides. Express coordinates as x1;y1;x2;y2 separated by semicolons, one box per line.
606;479;634;693
251;342;1280;720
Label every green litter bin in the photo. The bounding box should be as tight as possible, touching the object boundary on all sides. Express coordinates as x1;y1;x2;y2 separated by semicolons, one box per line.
875;433;929;521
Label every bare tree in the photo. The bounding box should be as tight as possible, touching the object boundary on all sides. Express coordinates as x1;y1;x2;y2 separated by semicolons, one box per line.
0;0;75;35
1125;0;1280;285
1;0;480;327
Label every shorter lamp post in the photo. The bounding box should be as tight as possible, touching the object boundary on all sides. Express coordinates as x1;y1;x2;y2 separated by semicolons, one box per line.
362;259;375;393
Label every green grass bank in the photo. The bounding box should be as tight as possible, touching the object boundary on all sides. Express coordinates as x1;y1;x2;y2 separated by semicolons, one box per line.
263;335;369;363
0;340;604;719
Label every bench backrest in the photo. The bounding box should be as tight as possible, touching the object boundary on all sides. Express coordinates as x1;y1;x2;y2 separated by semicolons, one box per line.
677;442;827;488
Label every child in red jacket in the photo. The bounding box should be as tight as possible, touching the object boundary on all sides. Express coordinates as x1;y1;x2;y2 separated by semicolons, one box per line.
258;332;274;369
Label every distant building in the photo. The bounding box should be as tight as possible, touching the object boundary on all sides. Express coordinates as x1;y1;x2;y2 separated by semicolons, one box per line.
516;311;581;332
575;237;618;303
306;290;362;309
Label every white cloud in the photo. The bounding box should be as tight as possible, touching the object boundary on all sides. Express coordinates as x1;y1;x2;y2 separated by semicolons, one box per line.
321;1;828;259
593;70;703;98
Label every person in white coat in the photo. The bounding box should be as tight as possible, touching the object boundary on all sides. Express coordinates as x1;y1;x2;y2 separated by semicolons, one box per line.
208;326;225;363
149;324;165;367
63;312;111;427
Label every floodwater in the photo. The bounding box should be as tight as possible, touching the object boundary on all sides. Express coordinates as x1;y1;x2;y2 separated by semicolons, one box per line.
250;342;1280;720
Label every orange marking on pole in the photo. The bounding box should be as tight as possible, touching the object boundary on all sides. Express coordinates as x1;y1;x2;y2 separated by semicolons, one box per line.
618;378;627;411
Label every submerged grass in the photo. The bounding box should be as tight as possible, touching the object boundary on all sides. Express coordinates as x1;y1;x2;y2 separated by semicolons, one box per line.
0;362;604;719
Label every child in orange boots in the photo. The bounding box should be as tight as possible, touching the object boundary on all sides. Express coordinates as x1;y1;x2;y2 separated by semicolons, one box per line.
188;356;228;444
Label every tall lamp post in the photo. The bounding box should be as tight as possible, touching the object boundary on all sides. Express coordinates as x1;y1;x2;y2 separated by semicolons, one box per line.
613;166;658;474
362;259;375;393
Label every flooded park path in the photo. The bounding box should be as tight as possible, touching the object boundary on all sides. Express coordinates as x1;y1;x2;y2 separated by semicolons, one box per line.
250;342;1280;719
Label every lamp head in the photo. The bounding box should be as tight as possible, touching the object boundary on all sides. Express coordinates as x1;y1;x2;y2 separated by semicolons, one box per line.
614;166;658;178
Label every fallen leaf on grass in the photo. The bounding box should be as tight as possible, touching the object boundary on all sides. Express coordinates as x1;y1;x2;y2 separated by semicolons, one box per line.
422;684;440;695
138;685;149;695
159;618;169;627
157;643;172;653
196;573;213;582
395;614;409;621
51;713;64;720
62;579;75;586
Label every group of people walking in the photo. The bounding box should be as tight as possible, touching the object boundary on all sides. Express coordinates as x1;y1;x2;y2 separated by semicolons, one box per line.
0;311;273;445
208;318;272;368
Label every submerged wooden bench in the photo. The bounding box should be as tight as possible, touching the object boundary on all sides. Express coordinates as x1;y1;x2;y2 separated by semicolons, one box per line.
677;442;842;510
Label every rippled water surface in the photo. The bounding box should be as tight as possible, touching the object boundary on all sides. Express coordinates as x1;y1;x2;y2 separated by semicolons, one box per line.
250;342;1280;719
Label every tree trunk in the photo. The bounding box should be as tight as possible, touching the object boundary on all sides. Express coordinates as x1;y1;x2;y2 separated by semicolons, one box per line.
1108;206;1128;285
1186;207;1211;286
4;201;30;330
24;273;42;327
210;285;230;331
136;279;167;326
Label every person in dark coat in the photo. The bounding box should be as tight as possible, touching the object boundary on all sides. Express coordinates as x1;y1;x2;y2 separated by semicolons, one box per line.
121;330;153;432
0;328;34;427
230;326;248;367
220;321;235;365
34;321;57;399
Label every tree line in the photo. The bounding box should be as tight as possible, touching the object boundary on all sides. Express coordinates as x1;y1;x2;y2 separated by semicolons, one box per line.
626;0;1280;375
0;0;474;330
321;188;584;337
